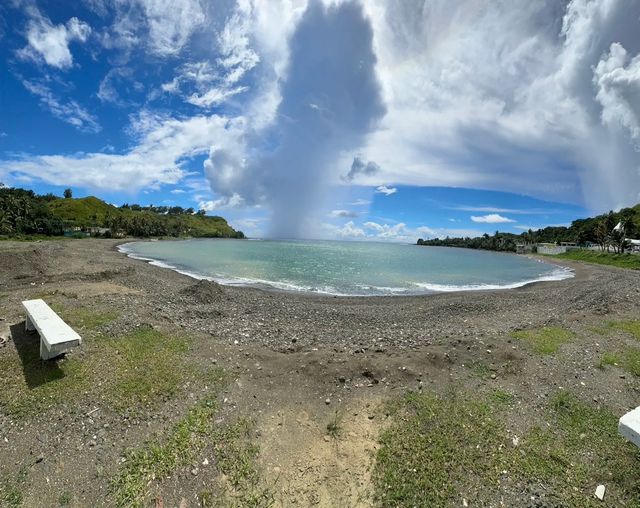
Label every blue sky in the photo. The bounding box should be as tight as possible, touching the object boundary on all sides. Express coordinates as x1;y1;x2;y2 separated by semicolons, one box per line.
1;0;639;241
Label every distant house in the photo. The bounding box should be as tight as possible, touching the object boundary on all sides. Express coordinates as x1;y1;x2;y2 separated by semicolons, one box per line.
86;227;111;236
516;244;534;254
537;243;567;255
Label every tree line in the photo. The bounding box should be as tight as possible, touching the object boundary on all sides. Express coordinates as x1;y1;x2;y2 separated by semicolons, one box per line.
0;184;244;239
0;185;65;236
417;205;640;254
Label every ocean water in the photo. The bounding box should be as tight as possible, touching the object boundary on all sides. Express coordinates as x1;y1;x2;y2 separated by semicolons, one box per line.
120;238;573;296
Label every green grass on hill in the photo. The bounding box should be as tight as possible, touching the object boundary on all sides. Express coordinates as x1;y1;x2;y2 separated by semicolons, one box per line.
554;250;640;270
46;196;241;238
47;196;116;226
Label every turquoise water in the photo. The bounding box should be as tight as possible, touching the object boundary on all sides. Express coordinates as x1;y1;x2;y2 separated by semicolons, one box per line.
120;239;573;296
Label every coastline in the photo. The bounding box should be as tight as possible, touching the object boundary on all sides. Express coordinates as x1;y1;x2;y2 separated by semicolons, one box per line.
1;238;639;506
117;238;576;298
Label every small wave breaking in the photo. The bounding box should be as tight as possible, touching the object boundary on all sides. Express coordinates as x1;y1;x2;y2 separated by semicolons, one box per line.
119;242;574;296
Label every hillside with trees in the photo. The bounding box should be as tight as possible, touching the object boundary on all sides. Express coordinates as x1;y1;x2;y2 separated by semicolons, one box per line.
0;185;244;239
417;204;640;253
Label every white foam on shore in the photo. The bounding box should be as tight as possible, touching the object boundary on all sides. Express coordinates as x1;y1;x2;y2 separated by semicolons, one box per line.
411;267;574;293
118;243;574;296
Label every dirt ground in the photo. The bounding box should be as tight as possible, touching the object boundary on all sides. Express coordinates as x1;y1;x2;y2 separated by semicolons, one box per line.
0;239;639;507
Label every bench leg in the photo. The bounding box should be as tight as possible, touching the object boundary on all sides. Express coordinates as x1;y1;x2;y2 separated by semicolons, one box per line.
25;314;35;332
40;340;57;361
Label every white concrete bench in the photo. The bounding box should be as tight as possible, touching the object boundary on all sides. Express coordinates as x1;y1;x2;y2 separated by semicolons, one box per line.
22;299;82;360
619;407;640;447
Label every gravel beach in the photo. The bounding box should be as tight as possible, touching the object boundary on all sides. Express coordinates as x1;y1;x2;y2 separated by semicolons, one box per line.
1;238;639;507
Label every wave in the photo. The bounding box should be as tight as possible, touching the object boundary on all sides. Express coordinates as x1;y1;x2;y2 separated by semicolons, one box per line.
118;243;574;296
411;268;574;293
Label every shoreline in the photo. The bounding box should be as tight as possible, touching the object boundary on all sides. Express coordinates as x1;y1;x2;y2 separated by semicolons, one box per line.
117;238;577;299
2;238;640;506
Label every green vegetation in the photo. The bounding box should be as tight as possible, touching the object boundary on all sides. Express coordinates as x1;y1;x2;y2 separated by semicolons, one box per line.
595;320;640;375
0;340;89;417
598;349;640;377
326;410;343;439
598;351;620;369
555;250;640;270
54;305;118;331
606;319;640;339
0;309;219;417
0;186;65;236
511;326;573;354
58;491;72;506
0;184;244;239
374;391;505;507
112;396;273;508
100;327;195;409
373;389;640;507
417;203;640;253
490;389;517;407
0;466;29;508
469;361;491;379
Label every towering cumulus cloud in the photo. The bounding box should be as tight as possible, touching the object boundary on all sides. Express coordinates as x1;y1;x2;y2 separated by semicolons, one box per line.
205;1;384;238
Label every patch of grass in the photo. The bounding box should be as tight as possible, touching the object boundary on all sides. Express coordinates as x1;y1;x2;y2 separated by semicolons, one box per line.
50;304;118;331
99;327;193;409
113;396;221;507
469;361;491;378
326;410;343;439
199;491;214;507
112;389;273;508
491;389;517;407
511;326;573;354
374;389;640;507
554;250;640;270
58;491;72;506
0;343;89;417
599;348;640;377
0;324;215;418
597;351;620;369
373;390;507;506
606;320;640;340
0;466;29;508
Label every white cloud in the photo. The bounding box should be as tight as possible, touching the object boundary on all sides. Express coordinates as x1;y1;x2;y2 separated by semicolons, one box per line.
356;0;640;211
186;86;249;108
98;0;206;58
349;198;371;206
170;188;186;194
329;209;359;218
18;8;91;69
199;193;246;211
0;113;238;191
136;0;206;56
470;214;516;224
375;185;397;196
334;221;366;239
22;80;100;133
159;4;260;109
97;67;136;104
594;42;640;145
230;217;266;236
324;220;484;243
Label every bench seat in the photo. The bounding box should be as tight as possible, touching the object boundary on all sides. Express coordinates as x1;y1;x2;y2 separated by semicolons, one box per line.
619;407;640;448
22;299;82;360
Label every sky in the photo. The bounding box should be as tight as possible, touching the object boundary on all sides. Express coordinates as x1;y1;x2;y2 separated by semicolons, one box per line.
0;0;639;241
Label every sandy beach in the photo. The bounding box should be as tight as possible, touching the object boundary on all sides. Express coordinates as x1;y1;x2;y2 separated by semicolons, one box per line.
1;239;639;507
